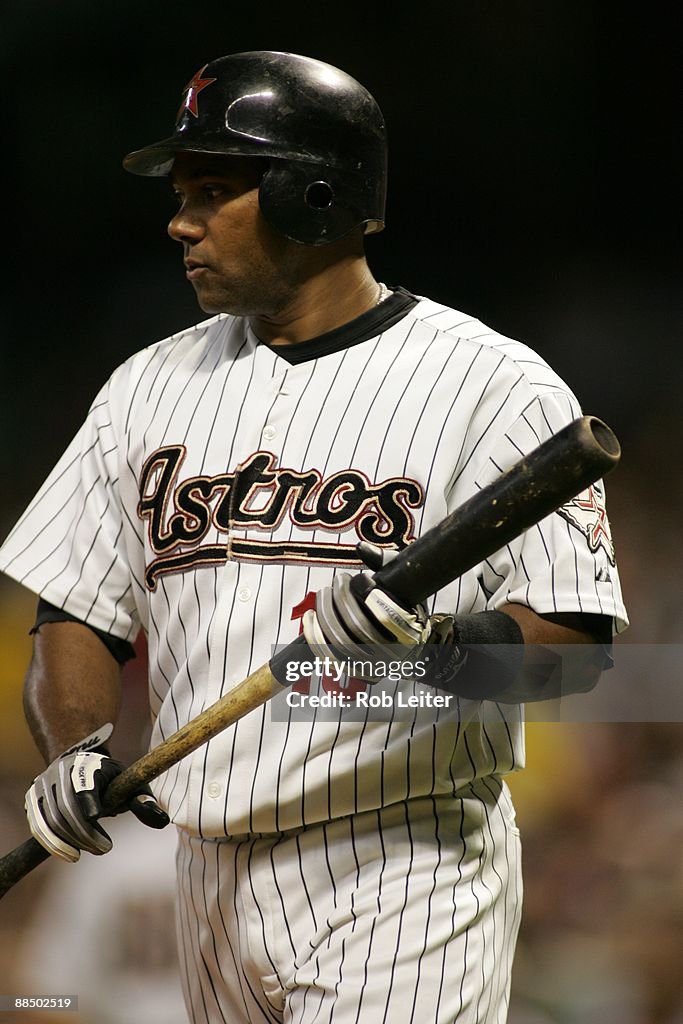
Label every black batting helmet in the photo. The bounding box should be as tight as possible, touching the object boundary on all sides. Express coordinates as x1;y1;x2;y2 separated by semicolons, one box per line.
123;51;387;246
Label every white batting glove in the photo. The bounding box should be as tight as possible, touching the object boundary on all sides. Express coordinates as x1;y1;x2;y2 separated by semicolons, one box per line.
303;570;432;659
301;543;470;687
302;538;434;667
25;724;169;863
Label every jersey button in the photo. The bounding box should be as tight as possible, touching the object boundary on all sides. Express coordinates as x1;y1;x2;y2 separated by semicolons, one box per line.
262;425;277;440
207;782;222;799
238;586;252;602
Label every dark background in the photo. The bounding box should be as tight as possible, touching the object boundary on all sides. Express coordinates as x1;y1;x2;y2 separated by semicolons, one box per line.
1;0;679;530
1;4;682;1022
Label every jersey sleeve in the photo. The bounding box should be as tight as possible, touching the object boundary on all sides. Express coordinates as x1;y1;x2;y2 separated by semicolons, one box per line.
461;389;628;632
0;380;139;641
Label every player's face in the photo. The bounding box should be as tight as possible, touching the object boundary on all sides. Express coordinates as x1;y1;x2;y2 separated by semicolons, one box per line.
168;152;312;316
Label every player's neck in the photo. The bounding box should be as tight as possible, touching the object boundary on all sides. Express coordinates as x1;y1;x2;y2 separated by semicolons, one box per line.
250;258;381;347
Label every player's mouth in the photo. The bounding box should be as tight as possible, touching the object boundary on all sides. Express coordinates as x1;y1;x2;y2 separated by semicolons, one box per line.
185;259;210;281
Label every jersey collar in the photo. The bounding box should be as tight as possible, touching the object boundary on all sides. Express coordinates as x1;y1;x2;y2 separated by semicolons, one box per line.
255;287;419;365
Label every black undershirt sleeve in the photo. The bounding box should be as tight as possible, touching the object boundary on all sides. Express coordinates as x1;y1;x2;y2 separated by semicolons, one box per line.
31;598;137;665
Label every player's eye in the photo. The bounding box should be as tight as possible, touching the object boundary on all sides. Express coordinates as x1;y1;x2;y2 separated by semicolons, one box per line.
201;183;228;200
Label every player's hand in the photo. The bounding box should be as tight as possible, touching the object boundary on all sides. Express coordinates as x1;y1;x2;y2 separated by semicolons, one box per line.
302;571;430;658
25;724;170;863
302;543;466;685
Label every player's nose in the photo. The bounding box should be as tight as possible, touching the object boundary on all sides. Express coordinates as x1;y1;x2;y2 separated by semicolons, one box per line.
168;208;205;244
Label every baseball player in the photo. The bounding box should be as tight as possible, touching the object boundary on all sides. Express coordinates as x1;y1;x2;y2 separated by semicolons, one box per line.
0;51;627;1023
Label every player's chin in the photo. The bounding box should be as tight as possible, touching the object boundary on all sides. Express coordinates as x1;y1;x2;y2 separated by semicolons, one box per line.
191;280;253;316
192;285;236;316
195;295;225;314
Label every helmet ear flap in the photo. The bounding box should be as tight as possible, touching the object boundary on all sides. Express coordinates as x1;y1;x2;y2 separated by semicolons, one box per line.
259;162;368;246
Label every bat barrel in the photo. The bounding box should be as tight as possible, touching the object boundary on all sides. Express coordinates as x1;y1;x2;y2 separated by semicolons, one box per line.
589;417;621;459
375;415;620;606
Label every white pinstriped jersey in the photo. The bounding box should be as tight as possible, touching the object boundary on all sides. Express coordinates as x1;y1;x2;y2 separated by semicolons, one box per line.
0;289;627;837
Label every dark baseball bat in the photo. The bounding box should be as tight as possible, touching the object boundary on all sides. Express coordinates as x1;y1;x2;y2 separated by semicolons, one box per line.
0;415;620;899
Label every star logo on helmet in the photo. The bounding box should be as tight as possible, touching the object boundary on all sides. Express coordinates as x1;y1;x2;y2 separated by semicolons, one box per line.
176;65;217;121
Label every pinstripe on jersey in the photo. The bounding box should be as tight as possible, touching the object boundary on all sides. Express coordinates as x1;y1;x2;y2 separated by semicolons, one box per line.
0;289;627;838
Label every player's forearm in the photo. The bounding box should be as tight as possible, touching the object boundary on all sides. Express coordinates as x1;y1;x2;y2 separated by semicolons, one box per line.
501;603;606;646
23;621;123;763
481;603;611;702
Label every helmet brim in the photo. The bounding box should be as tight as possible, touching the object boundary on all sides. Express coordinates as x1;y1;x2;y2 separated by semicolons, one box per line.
123;132;270;176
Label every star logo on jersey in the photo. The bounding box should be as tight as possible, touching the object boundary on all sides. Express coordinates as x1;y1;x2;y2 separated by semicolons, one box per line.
557;483;616;565
176;65;217;121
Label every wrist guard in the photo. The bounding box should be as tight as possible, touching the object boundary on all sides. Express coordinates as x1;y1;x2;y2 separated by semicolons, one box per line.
421;611;525;700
